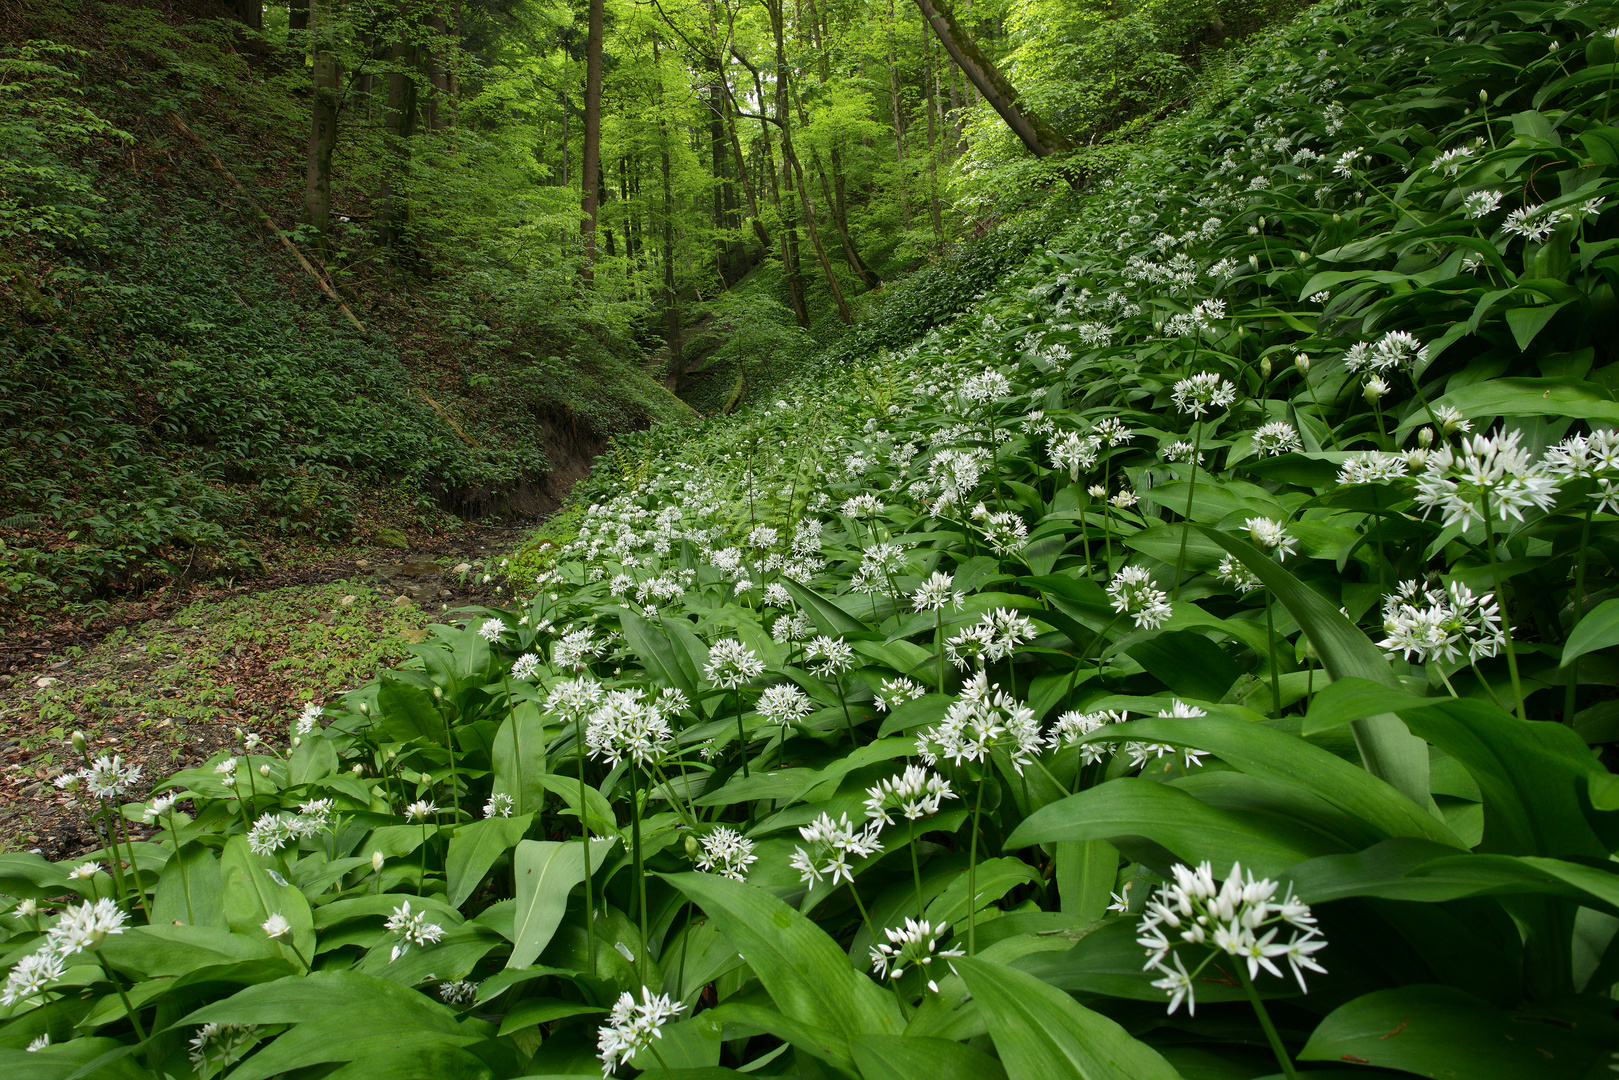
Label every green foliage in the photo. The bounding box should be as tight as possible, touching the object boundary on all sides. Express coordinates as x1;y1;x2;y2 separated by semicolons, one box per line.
10;2;1619;1079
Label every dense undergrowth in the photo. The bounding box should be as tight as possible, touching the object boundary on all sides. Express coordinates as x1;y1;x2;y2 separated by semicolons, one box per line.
7;0;1619;1077
0;7;687;625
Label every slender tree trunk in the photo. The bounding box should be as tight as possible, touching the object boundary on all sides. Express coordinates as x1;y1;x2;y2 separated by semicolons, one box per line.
289;0;309;34
743;55;806;326
425;12;448;131
235;0;263;30
921;22;944;238
448;0;461;129
304;0;340;254
769;0;851;325
910;0;1070;157
559;101;570;186
887;0;912;231
579;0;604;281
378;20;418;254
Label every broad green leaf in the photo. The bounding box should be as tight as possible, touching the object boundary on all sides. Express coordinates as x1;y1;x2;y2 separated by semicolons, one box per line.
1005;777;1336;877
1083;717;1461;848
152;841;224;928
319;1041;493;1080
621;609;695;693
1299;985;1618;1079
1014;919;1250;1005
537;772;618;832
1055;840;1118;921
508;836;618;969
445;813;532;908
1125;631;1243;701
703;1001;856;1074
782;578;868;635
662;872;902;1039
181;968;465;1031
1200;527;1430;808
1301;676;1424;735
0;1037;147;1080
378;674;447;744
925;857;1041;928
1396;376;1619;435
98;923;275;978
1561;598;1619;667
226;1026;486;1080
496;998;606;1036
491;703;550;818
218;836;315;964
954;956;1182;1080
852;1034;1009;1080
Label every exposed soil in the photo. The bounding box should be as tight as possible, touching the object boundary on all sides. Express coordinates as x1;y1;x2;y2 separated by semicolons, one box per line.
0;522;533;858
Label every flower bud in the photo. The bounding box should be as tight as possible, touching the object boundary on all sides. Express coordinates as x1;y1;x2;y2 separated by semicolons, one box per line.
1419;427;1435;447
1479;89;1489;105
292;736;302;748
1247;225;1259;236
1260;357;1273;379
71;731;87;753
1363;378;1389;403
1248;254;1260;270
1295;354;1311;374
683;834;701;858
352;764;364;775
259;764;271;777
373;850;385;873
359;702;370;715
432;687;443;700
1332;213;1341;223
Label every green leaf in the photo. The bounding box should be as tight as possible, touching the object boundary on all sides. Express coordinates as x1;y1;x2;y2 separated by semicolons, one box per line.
852;1034;1009;1080
537;772;618;832
1125;631;1243;701
152;841;224;927
1055;840;1118;921
491;703;550;818
1005;777;1336;878
621;609;696;693
218;836;315;964
1396;377;1619;435
378;674;447;744
496;997;607;1036
954;956;1182;1080
1504;302;1569;351
507;836;618;969
703;1001;856;1074
1014;919;1250;1005
925;857;1042;927
662;871;901;1039
1301;676;1424;735
782;578;868;635
445;813;532;908
181;968;466;1031
1299;985;1618;1079
1084;716;1460;848
1199;527;1430;808
1562;598;1619;667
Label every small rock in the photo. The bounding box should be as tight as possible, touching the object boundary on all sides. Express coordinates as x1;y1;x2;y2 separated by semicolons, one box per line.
355;559;371;569
50;660;71;670
21;782;42;797
338;595;358;607
33;676;56;688
440;589;453;598
373;526;411;550
452;562;472;574
392;595;413;607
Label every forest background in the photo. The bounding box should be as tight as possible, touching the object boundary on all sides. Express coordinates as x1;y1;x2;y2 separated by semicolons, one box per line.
0;0;1300;635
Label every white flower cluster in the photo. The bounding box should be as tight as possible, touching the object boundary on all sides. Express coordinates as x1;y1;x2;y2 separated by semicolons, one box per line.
586;687;677;768
1413;430;1561;529
1107;566;1173;629
864;764;955;824
869;918;964;992
188;1022;262;1074
790;812;885;887
597;986;683;1075
1138;861;1326;1015
694;825;757;881
1171;373;1237;417
385;900;446;962
1378;579;1505;664
2;898;127;1006
917;671;1042;775
704;638;766;688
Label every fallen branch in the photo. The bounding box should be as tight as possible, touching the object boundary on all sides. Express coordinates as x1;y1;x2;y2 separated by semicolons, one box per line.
168;112;367;334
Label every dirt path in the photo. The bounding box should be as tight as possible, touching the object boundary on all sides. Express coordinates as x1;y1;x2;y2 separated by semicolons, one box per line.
0;524;531;857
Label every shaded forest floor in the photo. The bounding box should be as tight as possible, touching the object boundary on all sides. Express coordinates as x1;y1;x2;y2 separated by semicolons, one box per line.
0;522;525;856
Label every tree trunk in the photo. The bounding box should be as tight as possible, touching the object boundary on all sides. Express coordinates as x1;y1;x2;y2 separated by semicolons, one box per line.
910;0;1069;158
303;0;340;254
425;13;448;132
921;23;944;238
378;26;418;253
579;0;604;282
289;0;308;33
768;0;851;325
235;0;262;30
559;102;569;186
743;56;806;326
887;0;912;231
652;36;682;387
